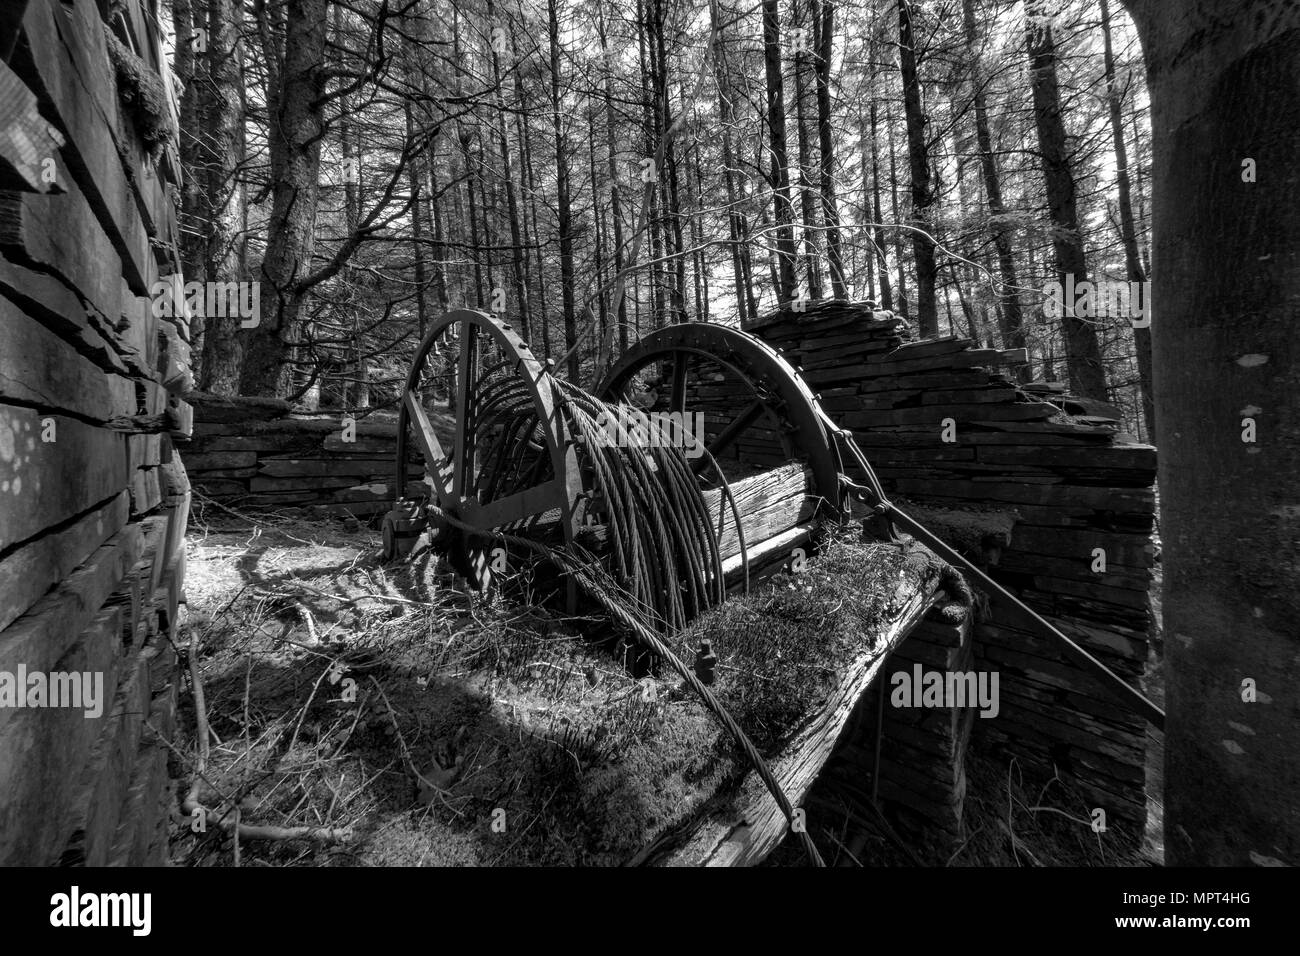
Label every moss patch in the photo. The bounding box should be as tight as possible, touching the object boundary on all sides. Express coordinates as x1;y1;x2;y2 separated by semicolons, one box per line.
104;27;175;157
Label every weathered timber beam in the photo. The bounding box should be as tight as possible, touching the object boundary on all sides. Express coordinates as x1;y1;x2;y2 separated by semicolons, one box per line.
645;586;939;866
700;463;814;562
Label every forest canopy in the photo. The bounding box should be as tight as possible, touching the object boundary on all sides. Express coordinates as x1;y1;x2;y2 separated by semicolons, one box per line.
173;0;1154;437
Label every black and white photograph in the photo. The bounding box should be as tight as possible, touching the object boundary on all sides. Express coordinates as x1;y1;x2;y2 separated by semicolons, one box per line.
0;0;1292;934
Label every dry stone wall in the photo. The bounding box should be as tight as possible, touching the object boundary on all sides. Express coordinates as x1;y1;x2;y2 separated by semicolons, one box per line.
1;0;189;865
746;300;1156;835
185;394;420;519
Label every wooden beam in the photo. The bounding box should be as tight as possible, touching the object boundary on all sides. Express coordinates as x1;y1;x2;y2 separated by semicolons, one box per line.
701;463;814;562
404;392;451;500
698;398;765;468
452;321;476;499
460;477;566;530
721;524;813;590
647;587;937;866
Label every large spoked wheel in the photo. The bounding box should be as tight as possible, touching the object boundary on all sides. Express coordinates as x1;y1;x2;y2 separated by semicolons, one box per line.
382;310;584;585
596;323;845;518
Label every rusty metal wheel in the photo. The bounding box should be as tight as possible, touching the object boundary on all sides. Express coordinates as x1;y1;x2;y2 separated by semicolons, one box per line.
387;310;584;584
597;322;845;519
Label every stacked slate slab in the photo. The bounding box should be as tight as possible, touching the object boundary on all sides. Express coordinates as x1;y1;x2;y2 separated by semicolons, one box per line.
0;0;188;865
827;607;977;853
742;299;1156;836
185;393;423;518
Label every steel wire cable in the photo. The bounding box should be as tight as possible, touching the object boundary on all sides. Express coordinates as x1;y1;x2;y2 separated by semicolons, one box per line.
429;509;825;867
443;370;824;863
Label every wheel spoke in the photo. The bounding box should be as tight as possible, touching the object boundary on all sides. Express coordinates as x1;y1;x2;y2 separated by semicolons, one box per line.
669;350;687;414
460;477;567;530
694;398;766;472
453;319;477;499
404;392;453;501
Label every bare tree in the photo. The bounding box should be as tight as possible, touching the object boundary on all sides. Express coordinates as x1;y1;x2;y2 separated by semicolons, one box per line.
1024;0;1107;400
762;0;799;302
898;0;939;335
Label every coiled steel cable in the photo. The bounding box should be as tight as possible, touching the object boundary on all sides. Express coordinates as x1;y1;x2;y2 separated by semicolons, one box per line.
444;375;819;862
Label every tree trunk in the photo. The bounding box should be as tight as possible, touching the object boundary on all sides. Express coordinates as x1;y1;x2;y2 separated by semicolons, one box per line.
1024;0;1107;401
477;147;498;299
687;137;709;322
515;73;552;357
793;4;823;299
241;0;327;397
962;0;1028;382
487;0;532;342
427;135;451;315
898;0;938;336
1101;0;1154;439
812;0;846;298
757;203;782;300
857;111;876;303
588;109;609;342
452;8;485;307
179;0;248;395
337;2;362;411
461;127;485;305
406;104;429;342
761;0;799;302
866;103;892;310
546;0;579;379
886;104;909;320
598;9;629;351
653;2;687;324
636;0;662;328
714;16;758;325
1123;0;1300;868
174;0;204;374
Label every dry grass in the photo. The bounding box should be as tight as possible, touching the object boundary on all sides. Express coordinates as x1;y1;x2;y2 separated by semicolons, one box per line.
174;511;948;866
179;509;689;865
174;509;1153;868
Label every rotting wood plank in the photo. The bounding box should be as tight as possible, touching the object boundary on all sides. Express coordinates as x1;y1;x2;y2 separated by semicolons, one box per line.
647;586;938;866
721;524;813;591
701;463;813;562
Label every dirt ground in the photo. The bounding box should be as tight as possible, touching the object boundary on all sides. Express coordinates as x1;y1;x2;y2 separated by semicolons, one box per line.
173;503;1159;867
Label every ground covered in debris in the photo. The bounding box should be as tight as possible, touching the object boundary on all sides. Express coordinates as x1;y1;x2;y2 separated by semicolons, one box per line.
173;507;1153;867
